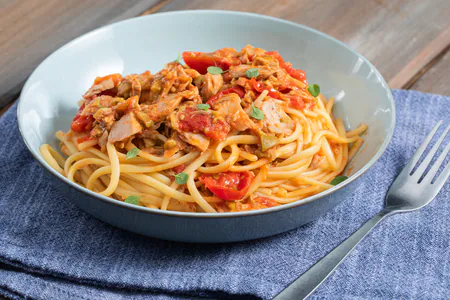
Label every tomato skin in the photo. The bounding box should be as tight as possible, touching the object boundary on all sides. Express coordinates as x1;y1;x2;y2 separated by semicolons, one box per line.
250;78;281;99
71;115;94;132
199;171;254;201
285;66;306;83
206;87;245;105
250;77;264;93
71;104;94;132
266;51;307;84
205;119;230;141
288;96;305;110
178;107;230;141
182;52;231;74
179;108;211;132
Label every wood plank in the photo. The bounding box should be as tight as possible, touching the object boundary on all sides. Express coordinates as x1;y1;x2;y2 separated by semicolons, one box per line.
409;48;450;96
389;27;450;89
158;0;450;89
0;0;161;109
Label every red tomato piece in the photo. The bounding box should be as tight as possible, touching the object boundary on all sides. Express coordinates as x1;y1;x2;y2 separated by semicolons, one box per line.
266;51;307;84
250;77;264;93
182;52;231;74
71;104;94;132
178;107;230;141
288;96;305;110
199;171;254;201
285;65;307;83
206;87;245;106
179;108;210;131
205;119;230;141
179;109;208;130
71;115;94;132
267;89;282;99
249;78;281;99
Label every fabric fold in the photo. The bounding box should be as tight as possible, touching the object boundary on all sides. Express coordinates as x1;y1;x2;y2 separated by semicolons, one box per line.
0;90;449;299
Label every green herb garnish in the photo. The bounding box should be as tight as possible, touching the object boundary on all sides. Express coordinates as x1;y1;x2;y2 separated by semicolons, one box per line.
246;68;259;78
174;52;182;63
207;66;223;75
125;195;140;205
330;175;348;185
126;148;139;160
308;84;320;97
197;104;210;111
175;172;189;184
251;104;265;120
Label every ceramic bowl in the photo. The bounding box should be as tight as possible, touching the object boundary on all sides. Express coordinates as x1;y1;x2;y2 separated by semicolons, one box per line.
18;10;395;243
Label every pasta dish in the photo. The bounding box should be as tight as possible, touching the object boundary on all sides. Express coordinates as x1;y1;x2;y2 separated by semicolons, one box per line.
40;45;367;213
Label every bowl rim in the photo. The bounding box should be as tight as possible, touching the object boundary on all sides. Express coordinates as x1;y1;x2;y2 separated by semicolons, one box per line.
17;9;396;219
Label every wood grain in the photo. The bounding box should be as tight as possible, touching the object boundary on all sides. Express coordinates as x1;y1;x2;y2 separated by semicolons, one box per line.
389;27;450;89
2;0;450;113
410;48;450;96
158;0;450;88
0;0;161;109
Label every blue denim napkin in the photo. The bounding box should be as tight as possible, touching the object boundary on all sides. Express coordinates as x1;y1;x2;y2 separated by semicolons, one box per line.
0;90;449;300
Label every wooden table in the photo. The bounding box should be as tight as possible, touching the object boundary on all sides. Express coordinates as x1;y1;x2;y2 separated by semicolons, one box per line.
0;0;449;298
1;0;450;118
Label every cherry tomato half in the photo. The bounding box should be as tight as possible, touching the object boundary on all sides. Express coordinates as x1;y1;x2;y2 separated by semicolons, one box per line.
182;51;232;74
199;171;254;201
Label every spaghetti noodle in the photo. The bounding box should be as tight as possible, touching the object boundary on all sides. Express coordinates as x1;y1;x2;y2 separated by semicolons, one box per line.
41;45;367;213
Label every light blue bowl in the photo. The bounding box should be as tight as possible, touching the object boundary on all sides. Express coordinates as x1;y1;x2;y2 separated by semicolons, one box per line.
18;10;395;243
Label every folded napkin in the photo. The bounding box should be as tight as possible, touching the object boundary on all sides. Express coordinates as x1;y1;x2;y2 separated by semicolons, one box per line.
0;90;449;300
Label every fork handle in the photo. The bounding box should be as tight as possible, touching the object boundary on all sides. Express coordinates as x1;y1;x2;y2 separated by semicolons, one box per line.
273;208;395;300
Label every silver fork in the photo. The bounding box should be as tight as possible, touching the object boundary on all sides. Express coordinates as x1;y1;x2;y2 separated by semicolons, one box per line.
274;121;450;300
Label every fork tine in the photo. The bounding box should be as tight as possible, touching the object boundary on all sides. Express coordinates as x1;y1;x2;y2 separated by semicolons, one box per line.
412;122;449;177
432;150;450;190
404;121;442;175
426;140;450;184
